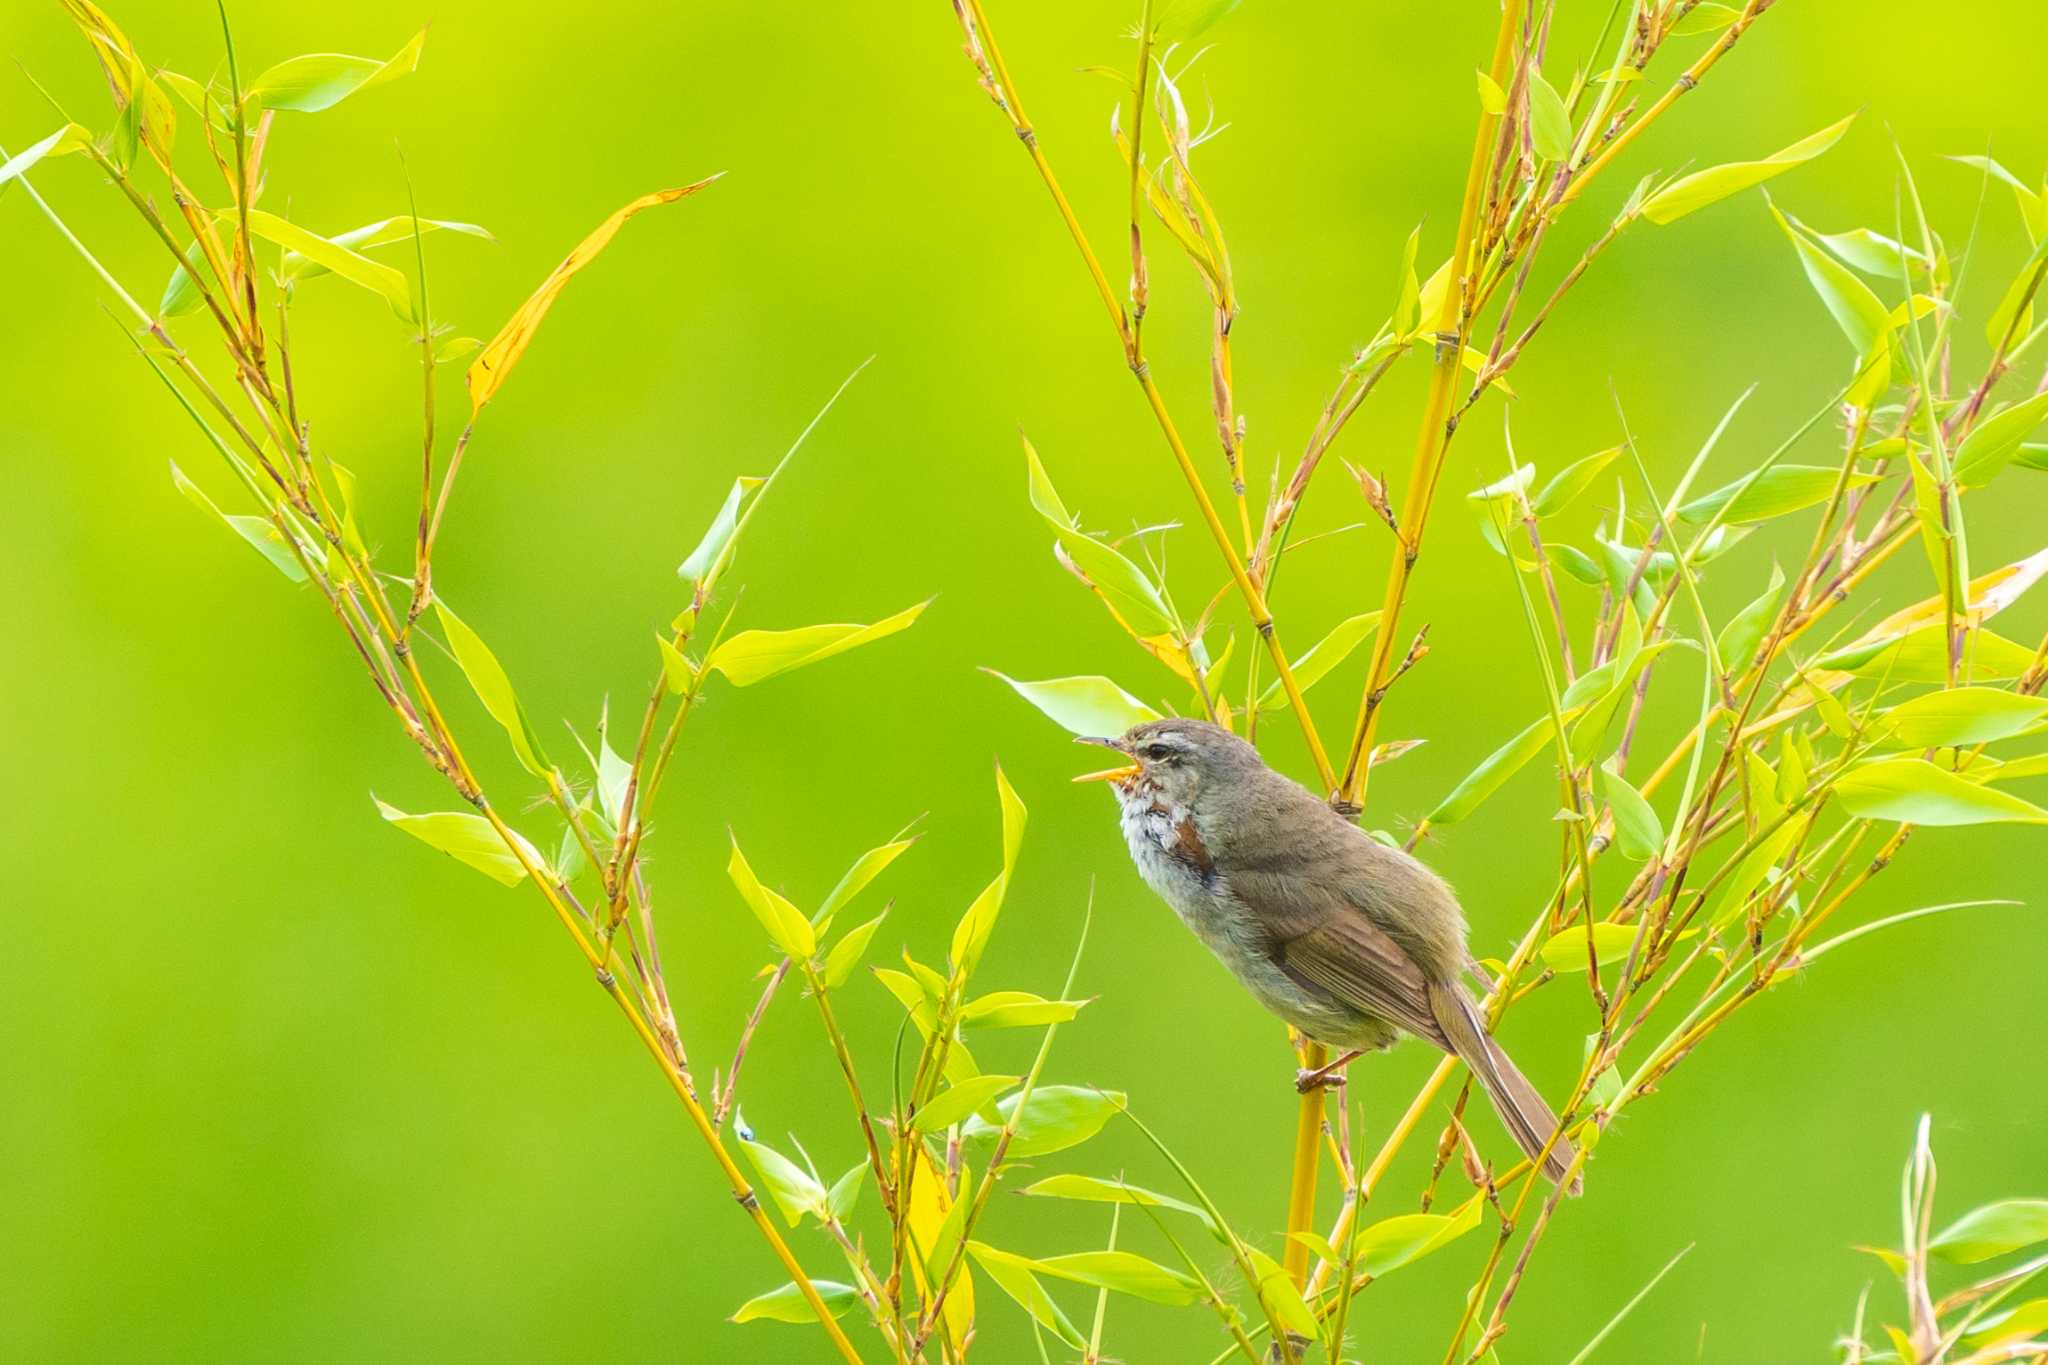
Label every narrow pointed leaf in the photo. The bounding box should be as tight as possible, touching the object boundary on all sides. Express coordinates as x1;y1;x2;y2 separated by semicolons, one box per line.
1931;1199;2048;1264
728;838;817;958
1031;1251;1201;1306
433;600;551;777
373;798;542;886
967;1243;1086;1348
1834;758;2048;826
468;179;719;415
962;1086;1123;1157
1881;688;2048;748
246;30;425;112
988;671;1159;736
707;602;928;686
242;210;415;320
738;1136;829;1227
730;1280;858;1325
913;1075;1019;1133
821;911;887;989
1677;465;1879;524
1256;613;1382;711
1952;391;2048;487
1641;115;1855;224
816;838;914;933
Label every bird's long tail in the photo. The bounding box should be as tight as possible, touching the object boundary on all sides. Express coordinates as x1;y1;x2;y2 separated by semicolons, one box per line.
1428;982;1583;1196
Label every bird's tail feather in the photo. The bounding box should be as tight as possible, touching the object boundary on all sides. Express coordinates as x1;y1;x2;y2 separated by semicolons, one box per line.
1428;982;1583;1196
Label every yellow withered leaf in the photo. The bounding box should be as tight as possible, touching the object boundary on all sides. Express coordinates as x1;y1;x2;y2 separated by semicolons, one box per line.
465;176;720;416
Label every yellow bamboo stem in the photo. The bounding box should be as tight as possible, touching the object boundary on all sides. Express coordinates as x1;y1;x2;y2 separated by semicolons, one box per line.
1337;4;1522;810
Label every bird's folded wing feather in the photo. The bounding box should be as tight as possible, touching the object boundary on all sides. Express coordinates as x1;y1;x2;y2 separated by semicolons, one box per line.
1235;868;1449;1048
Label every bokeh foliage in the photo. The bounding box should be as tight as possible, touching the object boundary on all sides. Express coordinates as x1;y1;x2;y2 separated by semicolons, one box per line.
2;1;2045;1361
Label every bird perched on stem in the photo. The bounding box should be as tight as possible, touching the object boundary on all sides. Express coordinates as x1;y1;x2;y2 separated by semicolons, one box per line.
1077;717;1580;1194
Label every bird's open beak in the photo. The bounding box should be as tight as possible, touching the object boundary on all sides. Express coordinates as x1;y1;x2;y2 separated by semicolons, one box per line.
1072;735;1141;784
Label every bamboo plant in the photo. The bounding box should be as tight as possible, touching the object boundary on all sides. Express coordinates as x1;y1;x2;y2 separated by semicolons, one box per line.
7;0;2048;1361
954;0;2048;1359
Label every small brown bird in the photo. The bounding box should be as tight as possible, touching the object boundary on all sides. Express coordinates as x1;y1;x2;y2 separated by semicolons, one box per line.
1078;717;1580;1193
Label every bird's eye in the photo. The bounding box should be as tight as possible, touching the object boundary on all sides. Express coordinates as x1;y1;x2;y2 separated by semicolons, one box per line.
1144;743;1174;762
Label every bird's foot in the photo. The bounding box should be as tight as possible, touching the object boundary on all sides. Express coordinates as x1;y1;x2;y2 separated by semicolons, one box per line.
1294;1064;1345;1093
1294;1049;1364;1093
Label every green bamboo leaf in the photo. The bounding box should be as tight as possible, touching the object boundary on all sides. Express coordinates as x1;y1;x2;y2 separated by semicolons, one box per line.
655;634;695;694
1816;626;2039;682
1973;752;2048;783
1966;1298;2048;1349
1532;446;1624;517
1952;391;2048;487
729;1280;859;1325
1704;820;1803;929
1677;465;1880;524
593;737;632;828
169;461;309;582
1949;155;2048;240
1428;714;1558;825
962;1086;1124;1157
815;838;914;934
1716;562;1787;671
727;837;817;959
1539;921;1666;971
1248;1247;1320;1340
1020;1174;1217;1232
967;1243;1086;1348
245;30;425;113
433;600;551;778
1595;764;1664;861
1570;642;1686;764
1475;70;1507;115
1547;542;1606;585
826;1162;865;1222
1772;206;1892;357
1776;729;1811;806
958;991;1086;1029
912;1075;1019;1133
1256;612;1382;711
1668;2;1740;35
1527;72;1571;162
1983;234;2048;352
737;1134;829;1226
820;911;887;989
1834;758;2048;826
373;797;542;886
1799;680;1855;744
949;766;1027;979
1746;749;1788;827
281;215;492;283
1880;687;2048;748
706;601;928;686
677;475;765;585
1808;224;1926;277
1023;437;1176;635
1641;115;1855;224
0;124;92;190
1030;1250;1201;1306
1930;1199;2048;1264
241;210;415;320
986;671;1159;736
1391;223;1423;336
1349;1195;1483;1278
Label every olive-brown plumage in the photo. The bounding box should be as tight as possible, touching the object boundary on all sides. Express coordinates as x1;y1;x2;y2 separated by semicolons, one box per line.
1082;717;1580;1193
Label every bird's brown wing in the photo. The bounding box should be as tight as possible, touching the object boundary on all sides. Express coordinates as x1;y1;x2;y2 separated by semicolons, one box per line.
1277;914;1450;1048
1230;863;1450;1048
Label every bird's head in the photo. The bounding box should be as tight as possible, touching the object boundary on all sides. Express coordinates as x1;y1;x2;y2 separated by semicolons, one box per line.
1073;717;1262;807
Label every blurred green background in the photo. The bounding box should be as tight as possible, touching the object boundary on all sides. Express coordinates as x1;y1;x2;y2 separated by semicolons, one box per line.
4;1;2045;1360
